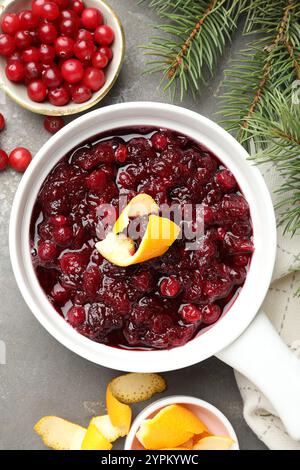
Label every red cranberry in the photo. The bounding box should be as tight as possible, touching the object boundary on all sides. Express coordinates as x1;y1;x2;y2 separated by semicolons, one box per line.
60;8;77;20
24;61;43;81
59;251;87;275
220;194;249;218
61;58;84;83
67;306;86;326
7;50;22;63
151;132;168;151
21;47;40;62
42;65;62;87
77;28;93;42
55;35;74;58
83;266;101;295
19;10;39;30
83;67;105;91
94;25;114;46
73;39;94;61
179;303;202;324
39;44;55;64
201;304;221;325
1;13;20;35
53;225;73;245
15;30;33;50
98;45;112;61
133;271;154;293
51;283;69;304
49;214;68;226
9;147;32;172
81;8;102;30
224;233;254;254
59;17;79;37
91;50;108;69
160;276;181;297
0;150;8;171
44;115;65;134
231;220;251;237
38;22;58;44
232;254;250;267
29;30;40;46
5;61;25;82
0;34;16;56
215;169;236;191
48;85;70;105
115;144;127;163
203;279;232;301
71;0;84;15
32;0;47;16
40;2;60;21
150;314;173;334
52;0;70;8
216;227;227;241
27;80;47;102
71;83;92;103
85;169;107;191
38;240;58;261
0;113;5;131
196;167;210;184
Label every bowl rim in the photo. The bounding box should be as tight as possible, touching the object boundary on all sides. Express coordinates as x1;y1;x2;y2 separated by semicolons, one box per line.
9;102;277;372
0;0;126;116
124;395;240;450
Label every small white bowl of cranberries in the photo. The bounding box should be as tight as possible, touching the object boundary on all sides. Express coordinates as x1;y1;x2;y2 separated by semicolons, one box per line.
0;0;125;115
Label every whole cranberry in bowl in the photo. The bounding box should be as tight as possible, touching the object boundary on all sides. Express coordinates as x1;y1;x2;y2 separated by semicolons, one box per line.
0;0;125;116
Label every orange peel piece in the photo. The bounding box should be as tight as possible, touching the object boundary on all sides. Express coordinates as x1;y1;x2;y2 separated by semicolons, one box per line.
34;416;86;450
81;419;112;450
192;435;235;450
136;404;207;450
96;193;180;267
113;193;159;234
110;373;166;404
106;384;132;436
92;415;123;442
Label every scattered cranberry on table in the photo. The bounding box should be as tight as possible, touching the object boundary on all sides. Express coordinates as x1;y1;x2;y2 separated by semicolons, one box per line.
44;115;65;134
0;149;9;170
9;147;32;172
0;1;115;106
0;113;5;131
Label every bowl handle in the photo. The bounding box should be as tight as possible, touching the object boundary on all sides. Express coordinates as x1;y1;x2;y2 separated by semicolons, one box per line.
216;310;300;441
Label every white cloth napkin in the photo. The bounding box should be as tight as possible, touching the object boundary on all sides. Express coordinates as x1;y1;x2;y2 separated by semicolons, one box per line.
234;161;300;450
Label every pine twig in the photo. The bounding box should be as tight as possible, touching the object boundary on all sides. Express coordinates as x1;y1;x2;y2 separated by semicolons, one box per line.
248;90;300;236
219;0;300;147
141;0;246;99
167;0;218;79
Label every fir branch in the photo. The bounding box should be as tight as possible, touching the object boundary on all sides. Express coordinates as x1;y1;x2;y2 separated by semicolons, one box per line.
141;0;246;99
167;0;218;81
219;0;300;146
248;90;300;235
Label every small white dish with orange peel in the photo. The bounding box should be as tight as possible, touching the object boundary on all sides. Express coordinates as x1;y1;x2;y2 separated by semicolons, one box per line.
126;395;238;451
34;373;238;451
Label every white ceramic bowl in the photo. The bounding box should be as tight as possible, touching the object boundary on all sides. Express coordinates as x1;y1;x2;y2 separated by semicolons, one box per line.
10;102;300;440
125;396;239;450
9;102;275;372
0;0;125;115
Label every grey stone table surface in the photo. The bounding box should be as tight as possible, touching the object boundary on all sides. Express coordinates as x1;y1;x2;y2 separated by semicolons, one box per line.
0;0;267;450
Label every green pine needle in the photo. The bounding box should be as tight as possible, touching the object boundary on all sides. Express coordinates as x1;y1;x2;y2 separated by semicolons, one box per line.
140;0;246;100
247;90;300;236
219;0;300;148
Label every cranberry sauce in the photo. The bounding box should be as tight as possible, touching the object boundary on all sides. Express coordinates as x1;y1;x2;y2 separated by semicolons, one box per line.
30;127;254;350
